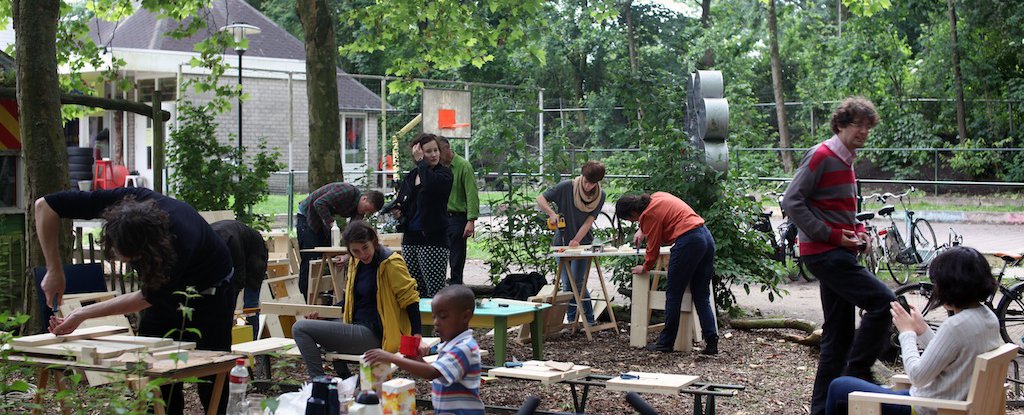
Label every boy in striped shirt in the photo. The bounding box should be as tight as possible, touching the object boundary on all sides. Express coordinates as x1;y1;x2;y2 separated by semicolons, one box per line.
364;285;484;414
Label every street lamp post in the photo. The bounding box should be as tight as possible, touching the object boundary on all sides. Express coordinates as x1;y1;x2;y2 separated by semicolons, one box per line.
220;22;261;167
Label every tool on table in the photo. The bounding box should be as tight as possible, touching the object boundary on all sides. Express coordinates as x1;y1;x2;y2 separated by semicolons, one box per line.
619;372;640;380
546;215;566;231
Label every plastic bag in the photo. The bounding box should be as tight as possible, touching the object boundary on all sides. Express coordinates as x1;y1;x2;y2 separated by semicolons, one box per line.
271;375;358;415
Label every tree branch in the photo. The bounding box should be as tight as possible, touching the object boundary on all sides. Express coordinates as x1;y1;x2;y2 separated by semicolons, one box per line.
0;87;171;121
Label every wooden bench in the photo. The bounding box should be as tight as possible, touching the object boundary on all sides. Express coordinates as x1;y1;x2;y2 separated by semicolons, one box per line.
849;343;1019;415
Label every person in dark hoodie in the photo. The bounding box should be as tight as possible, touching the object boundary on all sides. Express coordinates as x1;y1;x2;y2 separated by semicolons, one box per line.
389;133;453;298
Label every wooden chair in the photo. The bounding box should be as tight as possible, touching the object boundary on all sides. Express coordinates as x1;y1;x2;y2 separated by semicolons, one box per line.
848;343;1019;415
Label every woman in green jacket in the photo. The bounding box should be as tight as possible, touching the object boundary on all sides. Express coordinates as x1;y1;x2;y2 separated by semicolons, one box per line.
292;220;421;379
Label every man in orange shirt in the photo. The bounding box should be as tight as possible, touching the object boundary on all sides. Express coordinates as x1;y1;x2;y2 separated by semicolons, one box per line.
616;192;718;354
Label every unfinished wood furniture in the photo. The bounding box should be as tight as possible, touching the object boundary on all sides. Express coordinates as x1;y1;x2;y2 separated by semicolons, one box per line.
517;286;574;342
548;248;621;340
628;247;710;352
420;298;549;365
6;326;224;415
259;301;344;338
848;343;1019;415
606;371;700;394
487;360;591;384
299;246;349;304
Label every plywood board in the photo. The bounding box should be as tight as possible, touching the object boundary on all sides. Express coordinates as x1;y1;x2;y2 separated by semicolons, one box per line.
605;372;699;395
231;337;296;355
487;360;591;384
94;335;173;348
260;302;343;319
12;326;129;347
13;339;144;359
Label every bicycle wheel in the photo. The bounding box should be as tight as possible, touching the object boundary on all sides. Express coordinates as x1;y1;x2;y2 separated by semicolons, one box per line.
885;251;915;286
894;282;948;330
868;233;884;274
796;255;816;282
996;282;1024;351
911;218;938;266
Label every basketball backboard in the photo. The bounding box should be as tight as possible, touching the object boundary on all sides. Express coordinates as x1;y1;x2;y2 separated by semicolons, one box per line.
422;88;472;138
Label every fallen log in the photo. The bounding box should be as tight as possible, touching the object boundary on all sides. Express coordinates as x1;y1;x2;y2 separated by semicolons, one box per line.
729;317;822;346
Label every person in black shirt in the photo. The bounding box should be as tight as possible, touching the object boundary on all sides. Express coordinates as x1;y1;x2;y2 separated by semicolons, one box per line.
36;188;234;415
389;133;453;298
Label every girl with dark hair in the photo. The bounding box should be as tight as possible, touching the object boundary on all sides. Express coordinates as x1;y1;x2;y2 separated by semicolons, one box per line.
825;246;1003;415
36;189;234;415
291;220;422;379
615;192;719;354
389;133;453;298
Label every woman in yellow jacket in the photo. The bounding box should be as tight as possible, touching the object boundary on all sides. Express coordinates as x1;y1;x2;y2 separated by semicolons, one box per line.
292;220;421;379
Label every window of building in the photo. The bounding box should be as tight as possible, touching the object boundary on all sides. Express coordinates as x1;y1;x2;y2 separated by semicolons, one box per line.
342;115;366;165
138;78;177;102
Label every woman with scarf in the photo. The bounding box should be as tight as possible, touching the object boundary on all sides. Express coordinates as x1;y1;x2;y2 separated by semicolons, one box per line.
536;160;606;326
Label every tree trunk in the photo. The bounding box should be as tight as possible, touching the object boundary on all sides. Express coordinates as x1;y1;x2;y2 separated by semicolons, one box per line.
14;0;69;325
699;0;714;69
297;0;343;190
624;0;637;75
767;0;793;172
947;0;968;143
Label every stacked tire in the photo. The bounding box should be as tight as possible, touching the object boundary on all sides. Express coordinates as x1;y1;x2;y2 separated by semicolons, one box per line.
68;147;94;189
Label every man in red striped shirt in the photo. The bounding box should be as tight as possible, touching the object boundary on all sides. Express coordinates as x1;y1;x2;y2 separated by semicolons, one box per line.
782;97;896;415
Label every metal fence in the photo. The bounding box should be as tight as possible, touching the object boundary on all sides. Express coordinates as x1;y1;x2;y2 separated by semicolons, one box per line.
734;146;1024;194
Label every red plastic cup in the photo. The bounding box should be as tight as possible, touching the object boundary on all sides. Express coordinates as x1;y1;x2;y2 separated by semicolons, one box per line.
399;335;420;357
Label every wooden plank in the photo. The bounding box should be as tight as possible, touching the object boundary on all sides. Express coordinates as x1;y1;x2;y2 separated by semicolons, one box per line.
267;262;291;279
231;337;296;355
261;302;343;319
605;371;699;395
14;339;144;359
94;335;173;348
12;326;129;347
487;360;591;384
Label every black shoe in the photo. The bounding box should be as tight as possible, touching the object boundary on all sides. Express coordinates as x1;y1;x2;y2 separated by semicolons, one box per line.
645;343;674;353
701;336;719;355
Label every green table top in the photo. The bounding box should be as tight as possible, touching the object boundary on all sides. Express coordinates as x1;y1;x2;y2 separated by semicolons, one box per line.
419;298;550;317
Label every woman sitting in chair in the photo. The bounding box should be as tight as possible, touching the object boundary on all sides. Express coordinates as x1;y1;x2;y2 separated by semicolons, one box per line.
825;246;1002;415
291;220;421;379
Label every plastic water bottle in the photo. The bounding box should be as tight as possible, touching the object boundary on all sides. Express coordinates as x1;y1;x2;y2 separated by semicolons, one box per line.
331;222;342;247
226;358;249;415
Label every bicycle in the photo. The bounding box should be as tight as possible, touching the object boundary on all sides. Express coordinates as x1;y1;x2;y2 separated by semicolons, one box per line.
869;187;937;285
763;189;814;282
893;249;1024;351
855;193;884;275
